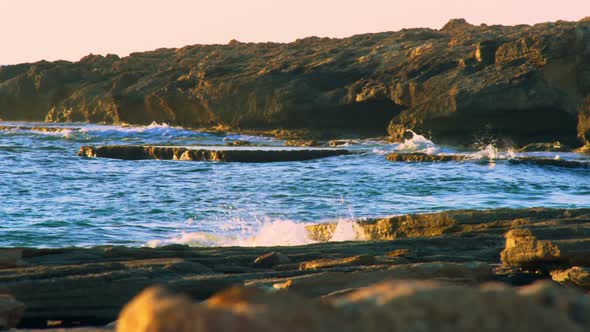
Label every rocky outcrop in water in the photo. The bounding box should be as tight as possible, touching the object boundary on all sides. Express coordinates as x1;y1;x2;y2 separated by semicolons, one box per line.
386;152;468;162
385;152;590;168
2;19;590;147
77;145;351;162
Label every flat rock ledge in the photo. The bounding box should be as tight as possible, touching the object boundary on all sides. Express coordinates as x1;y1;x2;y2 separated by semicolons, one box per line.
2;207;590;331
78;145;351;162
386;152;467;162
386;152;590;168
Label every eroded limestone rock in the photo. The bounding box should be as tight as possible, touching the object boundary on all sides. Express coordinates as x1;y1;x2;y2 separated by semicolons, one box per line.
2;20;590;146
78;145;351;162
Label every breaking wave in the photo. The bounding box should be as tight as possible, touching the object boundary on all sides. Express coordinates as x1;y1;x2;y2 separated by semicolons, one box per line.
146;218;365;248
467;144;516;160
394;130;440;155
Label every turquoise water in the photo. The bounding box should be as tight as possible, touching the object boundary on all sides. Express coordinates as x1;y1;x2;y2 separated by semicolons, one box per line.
0;121;588;248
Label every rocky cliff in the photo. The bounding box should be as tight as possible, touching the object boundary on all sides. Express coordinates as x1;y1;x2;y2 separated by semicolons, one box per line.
2;18;590;147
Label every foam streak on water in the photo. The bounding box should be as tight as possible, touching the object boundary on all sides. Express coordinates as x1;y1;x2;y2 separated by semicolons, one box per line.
0;122;589;248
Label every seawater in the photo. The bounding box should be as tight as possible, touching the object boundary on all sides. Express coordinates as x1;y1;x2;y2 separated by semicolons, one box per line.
0;121;588;248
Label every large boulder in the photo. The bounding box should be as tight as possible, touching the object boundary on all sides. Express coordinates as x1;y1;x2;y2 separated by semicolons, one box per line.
116;280;590;332
117;286;353;332
501;227;590;268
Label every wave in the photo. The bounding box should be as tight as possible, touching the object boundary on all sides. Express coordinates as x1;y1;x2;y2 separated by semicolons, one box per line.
0;122;282;146
378;130;524;161
146;218;365;248
78;122;210;140
466;144;516;160
394;130;440;155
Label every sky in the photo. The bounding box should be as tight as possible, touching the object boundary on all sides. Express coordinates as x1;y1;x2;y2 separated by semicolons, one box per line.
1;0;590;64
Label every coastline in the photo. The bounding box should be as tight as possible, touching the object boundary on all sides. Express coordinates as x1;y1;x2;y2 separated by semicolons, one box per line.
1;14;590;331
2;18;590;149
3;207;590;330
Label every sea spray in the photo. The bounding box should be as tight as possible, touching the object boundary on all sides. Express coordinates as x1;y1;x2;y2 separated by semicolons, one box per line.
395;130;440;155
146;218;369;248
468;144;517;160
232;220;315;247
329;218;367;242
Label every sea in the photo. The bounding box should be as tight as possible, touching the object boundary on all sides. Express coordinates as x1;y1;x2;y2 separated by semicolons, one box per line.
0;121;588;248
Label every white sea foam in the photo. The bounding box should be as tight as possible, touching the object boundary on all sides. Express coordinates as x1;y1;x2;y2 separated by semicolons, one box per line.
146;218;365;248
467;144;516;160
329;218;366;242
394;130;440;155
79;122;188;137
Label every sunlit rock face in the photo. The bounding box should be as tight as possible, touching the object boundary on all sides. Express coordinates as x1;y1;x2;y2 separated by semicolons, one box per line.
2;19;590;146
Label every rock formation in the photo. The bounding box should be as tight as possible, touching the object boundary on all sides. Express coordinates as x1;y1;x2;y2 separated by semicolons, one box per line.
2;19;590;147
77;145;351;162
115;281;590;332
3;208;590;330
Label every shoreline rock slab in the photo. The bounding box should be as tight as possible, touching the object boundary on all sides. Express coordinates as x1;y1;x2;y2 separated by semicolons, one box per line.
1;208;589;329
77;145;351;162
307;207;590;242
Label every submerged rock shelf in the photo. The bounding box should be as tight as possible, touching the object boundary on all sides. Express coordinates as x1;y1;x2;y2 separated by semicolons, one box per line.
78;145;351;162
508;157;590;169
3;207;590;331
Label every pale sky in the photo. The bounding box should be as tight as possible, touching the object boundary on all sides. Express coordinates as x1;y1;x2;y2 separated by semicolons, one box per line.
1;0;589;64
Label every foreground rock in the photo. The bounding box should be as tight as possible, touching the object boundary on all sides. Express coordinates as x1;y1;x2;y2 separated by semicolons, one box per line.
3;207;588;329
501;227;590;269
2;19;590;146
0;295;25;329
116;281;590;332
78;145;351;162
551;267;590;289
499;210;590;292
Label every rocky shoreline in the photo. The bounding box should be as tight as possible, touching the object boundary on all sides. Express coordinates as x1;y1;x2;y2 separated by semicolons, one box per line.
2;18;590;149
2;207;590;331
2;17;590;332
